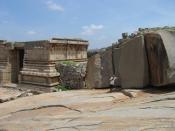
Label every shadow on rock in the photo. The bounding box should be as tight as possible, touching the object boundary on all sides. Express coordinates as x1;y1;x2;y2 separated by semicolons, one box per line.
143;85;175;94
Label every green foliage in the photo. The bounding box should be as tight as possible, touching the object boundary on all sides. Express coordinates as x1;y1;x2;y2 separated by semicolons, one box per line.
61;61;77;66
55;84;71;91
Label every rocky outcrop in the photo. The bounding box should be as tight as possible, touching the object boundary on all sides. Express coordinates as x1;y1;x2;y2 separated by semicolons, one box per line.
56;62;87;89
0;89;174;130
86;27;175;89
86;35;149;89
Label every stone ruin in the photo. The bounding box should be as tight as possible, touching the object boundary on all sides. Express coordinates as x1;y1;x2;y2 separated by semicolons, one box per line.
86;26;175;89
1;26;175;90
0;38;88;88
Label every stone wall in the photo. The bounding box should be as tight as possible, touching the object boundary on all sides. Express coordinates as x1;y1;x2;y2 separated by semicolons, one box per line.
0;43;13;84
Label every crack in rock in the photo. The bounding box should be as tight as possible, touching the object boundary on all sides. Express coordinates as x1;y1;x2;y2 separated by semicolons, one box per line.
1;105;81;118
140;106;175;109
89;107;113;113
93;96;116;99
67;117;82;123
142;97;175;104
47;122;106;131
48;126;79;131
15;105;81;113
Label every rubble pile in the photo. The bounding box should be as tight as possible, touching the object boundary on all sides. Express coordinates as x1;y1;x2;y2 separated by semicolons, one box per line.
56;62;87;89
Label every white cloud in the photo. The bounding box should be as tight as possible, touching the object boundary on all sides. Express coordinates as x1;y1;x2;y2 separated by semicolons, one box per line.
27;30;37;35
46;1;64;12
81;24;104;35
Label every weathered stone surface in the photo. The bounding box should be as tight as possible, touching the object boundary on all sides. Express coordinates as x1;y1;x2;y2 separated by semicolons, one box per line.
144;30;175;86
100;48;114;87
86;48;113;89
114;35;149;88
159;31;175;85
86;28;175;89
0;43;14;84
56;62;87;89
0;89;175;130
0;87;39;103
86;54;101;89
0;87;22;103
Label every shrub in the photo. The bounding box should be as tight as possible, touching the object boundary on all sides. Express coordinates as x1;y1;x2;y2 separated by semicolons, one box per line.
55;84;71;91
61;61;77;66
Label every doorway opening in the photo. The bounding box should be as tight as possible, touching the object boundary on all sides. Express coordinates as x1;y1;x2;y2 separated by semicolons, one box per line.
11;48;25;83
18;49;24;71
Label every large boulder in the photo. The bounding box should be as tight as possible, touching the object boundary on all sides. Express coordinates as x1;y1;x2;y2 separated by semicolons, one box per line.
113;35;149;88
56;62;87;89
144;30;175;86
86;48;113;89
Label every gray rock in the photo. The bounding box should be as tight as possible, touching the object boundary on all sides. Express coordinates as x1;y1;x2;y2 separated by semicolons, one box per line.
113;35;149;88
56;62;87;89
86;48;113;89
0;89;175;130
144;30;175;86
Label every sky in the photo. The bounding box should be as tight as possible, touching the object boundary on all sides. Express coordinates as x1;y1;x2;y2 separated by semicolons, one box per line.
0;0;175;49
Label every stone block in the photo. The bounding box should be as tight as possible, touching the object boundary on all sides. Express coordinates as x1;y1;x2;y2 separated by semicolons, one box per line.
144;30;175;86
86;48;113;89
114;35;149;88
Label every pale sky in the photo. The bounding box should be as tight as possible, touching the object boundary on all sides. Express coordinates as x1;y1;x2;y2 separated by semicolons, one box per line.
0;0;175;48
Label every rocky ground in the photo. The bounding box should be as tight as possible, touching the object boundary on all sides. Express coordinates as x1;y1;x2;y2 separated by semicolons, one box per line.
0;87;175;131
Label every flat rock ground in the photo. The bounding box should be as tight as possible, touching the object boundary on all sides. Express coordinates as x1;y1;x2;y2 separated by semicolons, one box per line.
0;87;175;131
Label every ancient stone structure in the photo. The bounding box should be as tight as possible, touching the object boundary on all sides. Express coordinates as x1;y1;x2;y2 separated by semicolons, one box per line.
0;38;88;87
1;26;175;90
0;41;23;85
0;41;12;84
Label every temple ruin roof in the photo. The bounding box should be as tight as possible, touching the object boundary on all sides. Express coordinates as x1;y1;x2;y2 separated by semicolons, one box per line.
14;38;89;47
50;38;88;45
